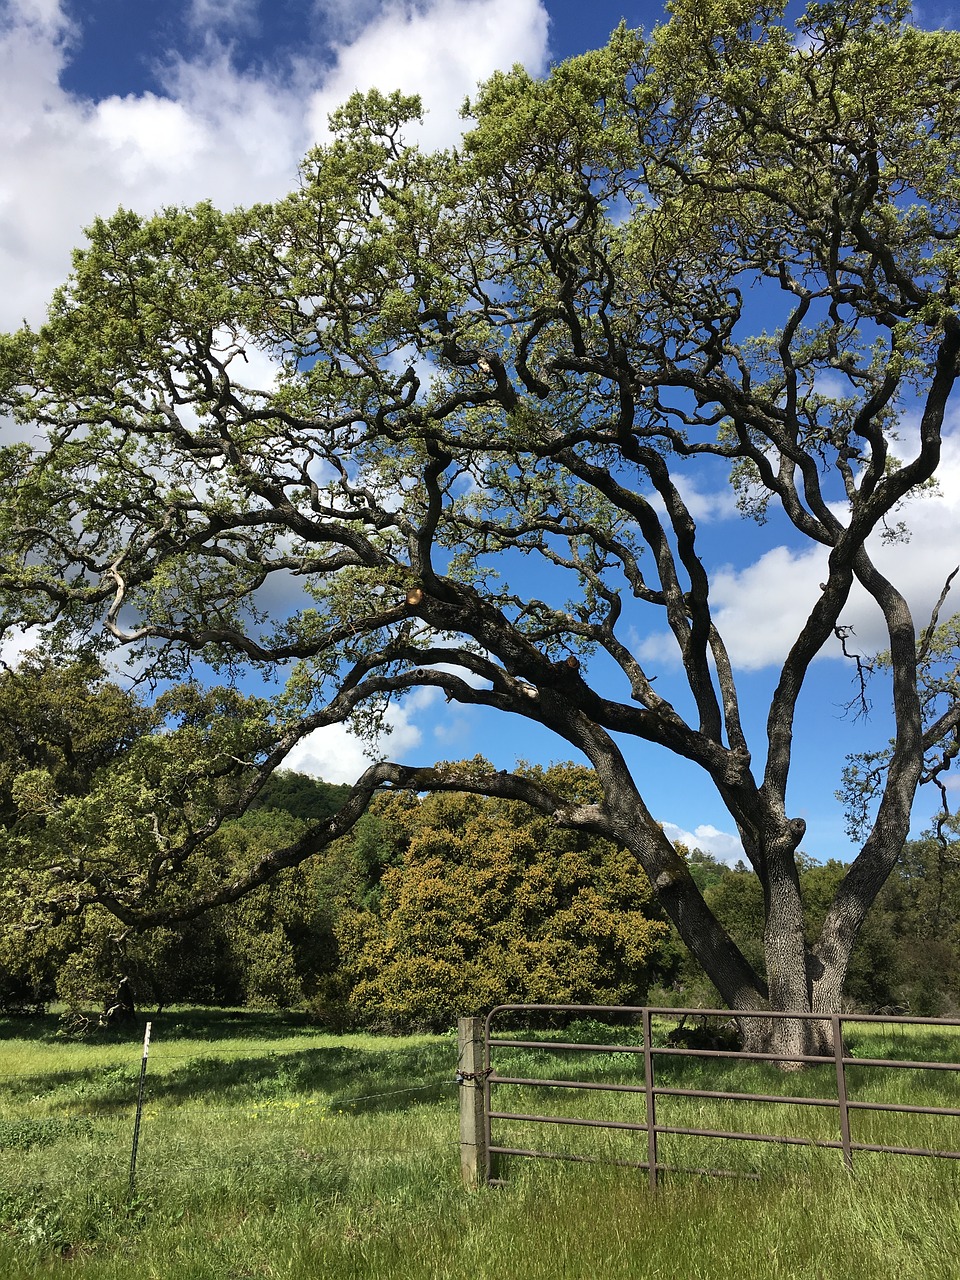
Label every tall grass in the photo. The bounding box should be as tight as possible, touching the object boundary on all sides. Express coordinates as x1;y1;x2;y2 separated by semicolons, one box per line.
1;1009;958;1279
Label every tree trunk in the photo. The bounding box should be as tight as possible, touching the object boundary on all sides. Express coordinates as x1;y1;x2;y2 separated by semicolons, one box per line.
737;1009;834;1062
737;886;852;1064
698;906;859;1064
738;852;823;1064
609;771;857;1063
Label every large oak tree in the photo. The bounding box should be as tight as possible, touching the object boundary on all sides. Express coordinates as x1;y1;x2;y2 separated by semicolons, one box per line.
2;0;959;1052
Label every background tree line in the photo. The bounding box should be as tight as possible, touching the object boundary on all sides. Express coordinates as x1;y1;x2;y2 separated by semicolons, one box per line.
1;659;958;1029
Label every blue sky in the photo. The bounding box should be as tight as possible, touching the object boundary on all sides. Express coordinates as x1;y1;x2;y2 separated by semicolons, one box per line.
51;1;657;100
1;0;959;862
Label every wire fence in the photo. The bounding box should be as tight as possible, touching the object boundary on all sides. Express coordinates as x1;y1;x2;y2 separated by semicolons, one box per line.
13;1006;960;1202
0;1018;463;1197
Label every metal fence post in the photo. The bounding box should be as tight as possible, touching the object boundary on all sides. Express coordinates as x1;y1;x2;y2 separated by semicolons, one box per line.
832;1013;854;1171
129;1020;152;1196
458;1016;489;1189
642;1007;658;1190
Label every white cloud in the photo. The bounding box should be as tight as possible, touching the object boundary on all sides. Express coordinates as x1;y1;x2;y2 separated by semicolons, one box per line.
311;0;385;42
659;820;745;866
91;95;209;181
636;523;832;675
186;0;261;36
0;623;43;667
647;472;740;524
210;328;282;393
0;30;307;329
637;427;960;672
843;429;960;654
0;0;550;329
282;686;440;783
423;660;491;689
706;543;829;671
306;0;550;152
3;0;70;40
283;663;491;774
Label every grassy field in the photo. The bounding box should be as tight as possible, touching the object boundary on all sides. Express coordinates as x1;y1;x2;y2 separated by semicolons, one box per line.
1;1008;959;1279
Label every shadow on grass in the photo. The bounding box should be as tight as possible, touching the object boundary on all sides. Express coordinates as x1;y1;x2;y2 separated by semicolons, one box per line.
0;1011;68;1041
144;1007;322;1041
0;1006;324;1044
0;1009;457;1117
147;1041;456;1114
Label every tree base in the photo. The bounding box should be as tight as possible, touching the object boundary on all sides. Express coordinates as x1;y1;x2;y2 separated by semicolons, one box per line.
738;1013;835;1065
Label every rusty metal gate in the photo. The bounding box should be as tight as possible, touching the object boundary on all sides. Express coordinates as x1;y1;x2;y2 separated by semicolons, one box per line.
476;1004;960;1189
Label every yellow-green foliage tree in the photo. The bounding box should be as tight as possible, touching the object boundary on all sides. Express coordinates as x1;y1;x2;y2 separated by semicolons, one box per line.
336;766;668;1030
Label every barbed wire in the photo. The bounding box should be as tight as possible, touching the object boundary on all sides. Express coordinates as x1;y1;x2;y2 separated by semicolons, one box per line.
326;1080;458;1109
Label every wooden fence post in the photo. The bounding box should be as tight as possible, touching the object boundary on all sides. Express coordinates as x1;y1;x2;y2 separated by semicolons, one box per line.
458;1016;489;1189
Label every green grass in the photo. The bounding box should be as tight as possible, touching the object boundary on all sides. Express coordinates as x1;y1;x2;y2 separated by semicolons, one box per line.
1;1009;959;1278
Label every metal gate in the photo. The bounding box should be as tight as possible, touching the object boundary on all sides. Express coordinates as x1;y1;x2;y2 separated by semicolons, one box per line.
469;1004;960;1189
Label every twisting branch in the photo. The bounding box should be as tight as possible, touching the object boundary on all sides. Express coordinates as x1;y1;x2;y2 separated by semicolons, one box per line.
93;760;608;927
918;565;959;664
834;624;874;721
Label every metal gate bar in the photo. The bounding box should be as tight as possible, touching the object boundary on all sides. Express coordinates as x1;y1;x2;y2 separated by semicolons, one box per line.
482;1004;960;1189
